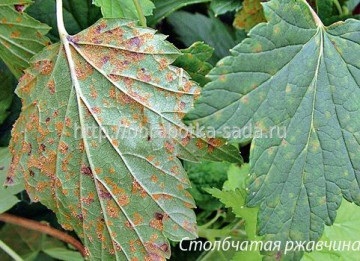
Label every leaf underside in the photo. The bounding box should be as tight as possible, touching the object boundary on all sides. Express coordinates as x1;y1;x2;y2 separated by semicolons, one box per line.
7;18;240;260
186;0;360;256
0;0;51;78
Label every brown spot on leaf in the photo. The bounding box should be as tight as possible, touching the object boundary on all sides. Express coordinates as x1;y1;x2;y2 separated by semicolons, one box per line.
14;4;25;12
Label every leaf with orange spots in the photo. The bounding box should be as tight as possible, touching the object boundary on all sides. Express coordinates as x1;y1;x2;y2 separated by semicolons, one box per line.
8;18;241;260
186;0;360;258
0;0;51;78
233;0;266;32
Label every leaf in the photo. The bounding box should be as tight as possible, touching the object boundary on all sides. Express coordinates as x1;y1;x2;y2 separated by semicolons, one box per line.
186;0;360;257
167;11;237;63
184;160;232;210
148;0;211;26
0;147;23;213
8;19;241;260
303;200;360;261
223;163;249;191
0;224;82;261
206;164;262;261
0;0;51;78
93;0;155;20
173;42;214;87
26;0;102;42
233;0;266;32
0;61;16;125
210;0;242;16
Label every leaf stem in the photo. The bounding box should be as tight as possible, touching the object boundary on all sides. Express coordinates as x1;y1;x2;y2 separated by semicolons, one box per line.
333;0;343;15
133;0;147;27
56;0;68;40
0;240;23;261
0;213;86;257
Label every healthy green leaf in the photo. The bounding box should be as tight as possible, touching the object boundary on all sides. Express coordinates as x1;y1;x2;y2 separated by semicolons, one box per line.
0;224;82;261
148;0;211;26
174;42;214;87
186;0;360;257
26;0;102;42
167;11;237;63
0;147;23;214
184;160;232;210
0;0;51;78
206;164;262;261
0;61;16;125
8;19;240;260
303;200;360;261
93;0;155;21
233;0;266;32
210;0;242;16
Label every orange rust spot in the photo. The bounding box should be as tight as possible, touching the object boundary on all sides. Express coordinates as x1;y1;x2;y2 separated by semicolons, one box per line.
55;121;64;136
107;201;119;218
164;141;175;153
112;139;119;147
10;31;20;38
47;79;55;94
196;139;205;149
146;155;155;162
133;213;143;226
151;175;158;183
91;107;101;114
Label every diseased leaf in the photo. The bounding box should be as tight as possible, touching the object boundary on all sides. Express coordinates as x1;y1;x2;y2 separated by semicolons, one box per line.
303;200;360;261
233;0;266;32
8;19;240;260
210;0;242;16
173;42;214;87
148;0;211;26
186;0;360;258
93;0;155;21
0;147;23;214
26;0;102;42
0;0;51;78
168;11;237;63
0;61;16;125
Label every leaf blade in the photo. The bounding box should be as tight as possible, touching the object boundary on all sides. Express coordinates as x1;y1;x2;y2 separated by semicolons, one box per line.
8;18;241;260
186;0;360;257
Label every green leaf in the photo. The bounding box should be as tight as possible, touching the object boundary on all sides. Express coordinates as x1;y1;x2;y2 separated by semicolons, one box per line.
93;0;155;20
186;0;360;257
315;0;334;19
206;164;262;261
233;0;266;32
223;163;249;191
174;42;214;87
26;0;102;42
43;248;84;261
0;61;16;125
184;160;232;210
0;224;82;261
0;0;51;78
303;200;360;261
148;0;211;26
8;19;240;260
0;147;23;213
167;11;237;63
210;0;242;16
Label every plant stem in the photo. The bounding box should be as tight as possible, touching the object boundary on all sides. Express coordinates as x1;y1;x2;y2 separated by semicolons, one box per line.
56;0;68;40
333;0;343;15
0;213;86;257
133;0;147;27
0;240;23;261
